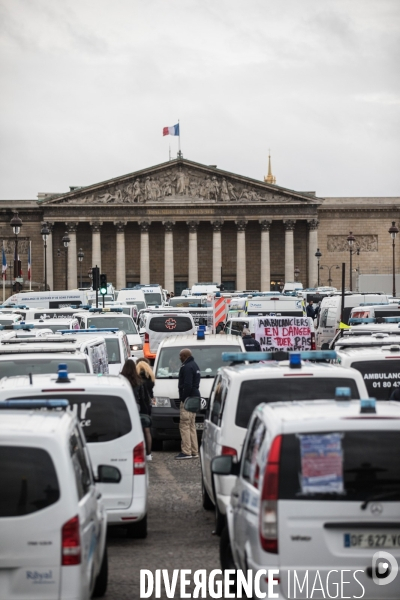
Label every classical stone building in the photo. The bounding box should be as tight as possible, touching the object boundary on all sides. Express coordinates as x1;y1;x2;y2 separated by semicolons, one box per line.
0;157;399;295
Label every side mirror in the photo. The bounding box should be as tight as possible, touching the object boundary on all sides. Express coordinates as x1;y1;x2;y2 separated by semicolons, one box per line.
211;455;240;476
96;465;121;484
183;396;201;413
139;328;146;335
140;414;152;428
321;342;330;350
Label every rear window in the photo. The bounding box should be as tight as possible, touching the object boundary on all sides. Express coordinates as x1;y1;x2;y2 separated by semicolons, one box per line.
235;378;360;428
149;316;193;333
279;431;400;501
11;395;132;443
169;299;206;308
156;345;241;378
105;339;121;364
144;293;162;306
0;447;60;516
0;359;88;377
352;360;400;400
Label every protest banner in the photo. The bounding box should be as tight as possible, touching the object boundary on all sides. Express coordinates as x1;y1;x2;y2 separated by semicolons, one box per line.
255;316;314;352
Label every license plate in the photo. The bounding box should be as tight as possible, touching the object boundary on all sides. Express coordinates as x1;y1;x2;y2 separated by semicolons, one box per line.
195;423;204;430
344;533;400;549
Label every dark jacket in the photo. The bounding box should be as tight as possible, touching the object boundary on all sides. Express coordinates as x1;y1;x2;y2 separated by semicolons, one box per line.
242;335;261;351
178;356;201;402
306;304;315;319
133;384;152;416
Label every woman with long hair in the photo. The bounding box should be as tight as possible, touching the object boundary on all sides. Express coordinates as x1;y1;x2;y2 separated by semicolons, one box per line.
120;359;152;458
136;357;155;405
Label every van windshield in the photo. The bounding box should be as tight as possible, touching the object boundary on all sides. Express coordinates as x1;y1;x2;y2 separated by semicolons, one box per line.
156;345;241;378
87;316;137;334
235;378;360;428
0;358;88;377
351;360;400;400
0;447;60;516
144;293;162;306
279;431;400;501
169;298;206;308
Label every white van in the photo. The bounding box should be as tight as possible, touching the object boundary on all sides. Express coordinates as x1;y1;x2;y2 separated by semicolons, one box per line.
59;329;131;375
246;295;304;317
117;285;164;308
3;289;90;309
151;334;245;448
11;307;82;321
0;371;149;538
73;310;143;359
217;398;400;599
21;317;80;333
316;293;389;349
139;310;196;361
349;302;400;320
168;296;209;327
0;402;109;599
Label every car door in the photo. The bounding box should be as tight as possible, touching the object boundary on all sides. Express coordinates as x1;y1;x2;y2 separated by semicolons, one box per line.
202;375;225;502
231;416;266;570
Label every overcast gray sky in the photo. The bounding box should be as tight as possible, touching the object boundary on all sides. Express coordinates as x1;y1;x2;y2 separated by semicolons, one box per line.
0;0;399;199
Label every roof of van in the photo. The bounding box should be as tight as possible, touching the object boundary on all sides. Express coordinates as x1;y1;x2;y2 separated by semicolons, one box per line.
221;361;362;380
0;410;73;437
259;399;400;431
157;334;244;348
336;344;400;358
0;373;129;392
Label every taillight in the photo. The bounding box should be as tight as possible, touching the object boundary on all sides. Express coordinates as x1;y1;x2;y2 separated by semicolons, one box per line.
144;332;149;344
61;515;81;565
259;435;282;554
221;445;237;461
311;331;316;350
134;441;146;475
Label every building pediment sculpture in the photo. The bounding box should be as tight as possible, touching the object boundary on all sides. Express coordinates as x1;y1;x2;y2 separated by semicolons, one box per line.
38;158;322;207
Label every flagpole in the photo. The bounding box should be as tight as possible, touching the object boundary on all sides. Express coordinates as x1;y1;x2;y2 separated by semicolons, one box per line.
178;119;181;157
2;242;5;304
29;240;32;291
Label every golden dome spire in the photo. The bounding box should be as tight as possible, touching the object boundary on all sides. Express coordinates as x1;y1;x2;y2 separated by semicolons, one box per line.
264;150;276;184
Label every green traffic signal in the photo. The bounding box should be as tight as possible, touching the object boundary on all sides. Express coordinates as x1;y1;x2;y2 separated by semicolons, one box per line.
99;273;107;295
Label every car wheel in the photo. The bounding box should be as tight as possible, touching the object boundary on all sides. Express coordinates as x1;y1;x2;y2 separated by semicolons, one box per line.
201;471;214;511
214;502;225;536
126;514;148;539
151;439;163;451
220;526;235;571
92;547;108;598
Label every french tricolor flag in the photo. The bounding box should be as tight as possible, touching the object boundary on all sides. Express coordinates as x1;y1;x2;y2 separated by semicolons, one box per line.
163;123;180;137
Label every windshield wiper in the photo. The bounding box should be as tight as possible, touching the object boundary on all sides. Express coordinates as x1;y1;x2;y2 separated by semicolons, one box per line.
361;489;400;510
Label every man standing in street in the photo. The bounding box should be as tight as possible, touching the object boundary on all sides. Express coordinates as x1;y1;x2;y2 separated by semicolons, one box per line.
242;328;261;351
175;348;201;460
306;299;315;319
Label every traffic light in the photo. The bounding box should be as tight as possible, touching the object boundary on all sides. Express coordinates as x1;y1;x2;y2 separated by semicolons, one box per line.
99;273;107;296
92;267;100;290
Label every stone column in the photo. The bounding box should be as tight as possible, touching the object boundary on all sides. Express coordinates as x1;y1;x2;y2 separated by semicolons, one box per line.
187;221;199;287
259;220;272;292
44;222;54;291
66;222;78;289
211;220;223;283
307;219;319;288
90;221;103;272
163;221;175;293
284;220;296;282
235;220;248;291
114;221;127;291
139;221;151;285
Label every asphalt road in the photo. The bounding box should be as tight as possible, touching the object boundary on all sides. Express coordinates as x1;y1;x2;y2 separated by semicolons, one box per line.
104;441;220;600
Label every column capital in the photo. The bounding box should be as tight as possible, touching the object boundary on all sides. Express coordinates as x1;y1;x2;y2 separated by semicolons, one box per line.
65;222;79;234
162;221;175;232
114;221;127;233
41;221;54;233
90;221;103;233
307;219;319;231
139;221;151;233
283;219;296;231
187;220;199;233
211;220;224;232
235;219;248;232
259;219;272;231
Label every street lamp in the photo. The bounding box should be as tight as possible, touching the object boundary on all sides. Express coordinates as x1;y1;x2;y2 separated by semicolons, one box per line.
41;223;50;291
60;232;70;290
78;248;84;288
294;266;300;282
10;212;22;282
315;248;322;286
347;232;359;291
319;264;340;287
389;221;399;297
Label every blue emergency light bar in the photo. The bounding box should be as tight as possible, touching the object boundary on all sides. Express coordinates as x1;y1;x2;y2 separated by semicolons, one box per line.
70;305;90;310
349;318;375;324
221;350;337;363
335;387;351;401
0;304;29;309
359;302;389;306
59;328;119;334
360;398;376;413
12;323;34;330
382;317;400;323
0;399;69;410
